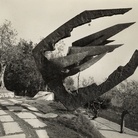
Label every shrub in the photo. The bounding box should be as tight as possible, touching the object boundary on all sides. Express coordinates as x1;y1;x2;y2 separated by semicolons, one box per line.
4;40;45;97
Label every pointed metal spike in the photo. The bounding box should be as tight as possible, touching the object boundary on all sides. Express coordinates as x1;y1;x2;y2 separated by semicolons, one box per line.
33;8;133;55
50;52;89;69
99;40;115;45
87;44;123;56
69;44;123;55
72;22;135;47
72;53;106;72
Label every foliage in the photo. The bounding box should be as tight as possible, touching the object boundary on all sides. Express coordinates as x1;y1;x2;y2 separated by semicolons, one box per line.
44;40;66;59
63;76;76;93
103;80;138;114
0;20;17;64
101;80;138;131
121;80;138;114
0;20;45;95
63;73;93;93
81;76;94;87
0;20;18;87
82;77;111;112
84;97;111;110
83;78;138;126
4;40;45;96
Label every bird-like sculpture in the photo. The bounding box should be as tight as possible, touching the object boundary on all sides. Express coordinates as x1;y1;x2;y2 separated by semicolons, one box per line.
32;8;138;110
5;8;138;110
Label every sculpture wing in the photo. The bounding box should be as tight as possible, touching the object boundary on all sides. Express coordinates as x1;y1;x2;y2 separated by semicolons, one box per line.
33;8;131;52
72;23;134;47
32;8;133;82
50;44;122;75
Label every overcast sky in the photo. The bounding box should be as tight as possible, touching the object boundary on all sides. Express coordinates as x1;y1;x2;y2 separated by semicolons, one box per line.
0;0;137;83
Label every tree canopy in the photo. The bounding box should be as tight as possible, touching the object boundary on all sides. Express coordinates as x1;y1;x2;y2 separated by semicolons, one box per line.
0;20;17;64
4;40;45;96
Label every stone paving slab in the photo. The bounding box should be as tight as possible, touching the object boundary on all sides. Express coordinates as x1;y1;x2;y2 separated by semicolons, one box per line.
16;112;37;119
36;130;49;138
0;115;14;122
0;99;4;102
0;110;7;115
24;119;47;128
6;106;27;112
3;122;23;135
0;101;14;106
21;103;32;107
91;120;113;130
26;106;39;112
0;134;25;138
95;117;120;131
8;99;22;104
94;117;138;136
0;93;14;98
84;114;138;138
99;129;138;138
0;90;14;98
35;112;58;119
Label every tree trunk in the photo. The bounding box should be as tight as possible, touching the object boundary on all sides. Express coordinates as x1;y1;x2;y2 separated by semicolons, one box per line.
0;63;6;89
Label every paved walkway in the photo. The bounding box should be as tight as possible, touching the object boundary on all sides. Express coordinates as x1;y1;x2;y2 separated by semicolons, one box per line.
84;115;138;138
0;89;138;138
0;98;49;138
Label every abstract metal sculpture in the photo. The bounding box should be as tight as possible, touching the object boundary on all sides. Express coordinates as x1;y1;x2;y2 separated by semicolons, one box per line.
4;8;137;110
32;8;138;110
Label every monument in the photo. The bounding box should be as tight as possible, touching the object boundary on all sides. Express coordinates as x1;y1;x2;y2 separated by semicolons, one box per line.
5;8;138;110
